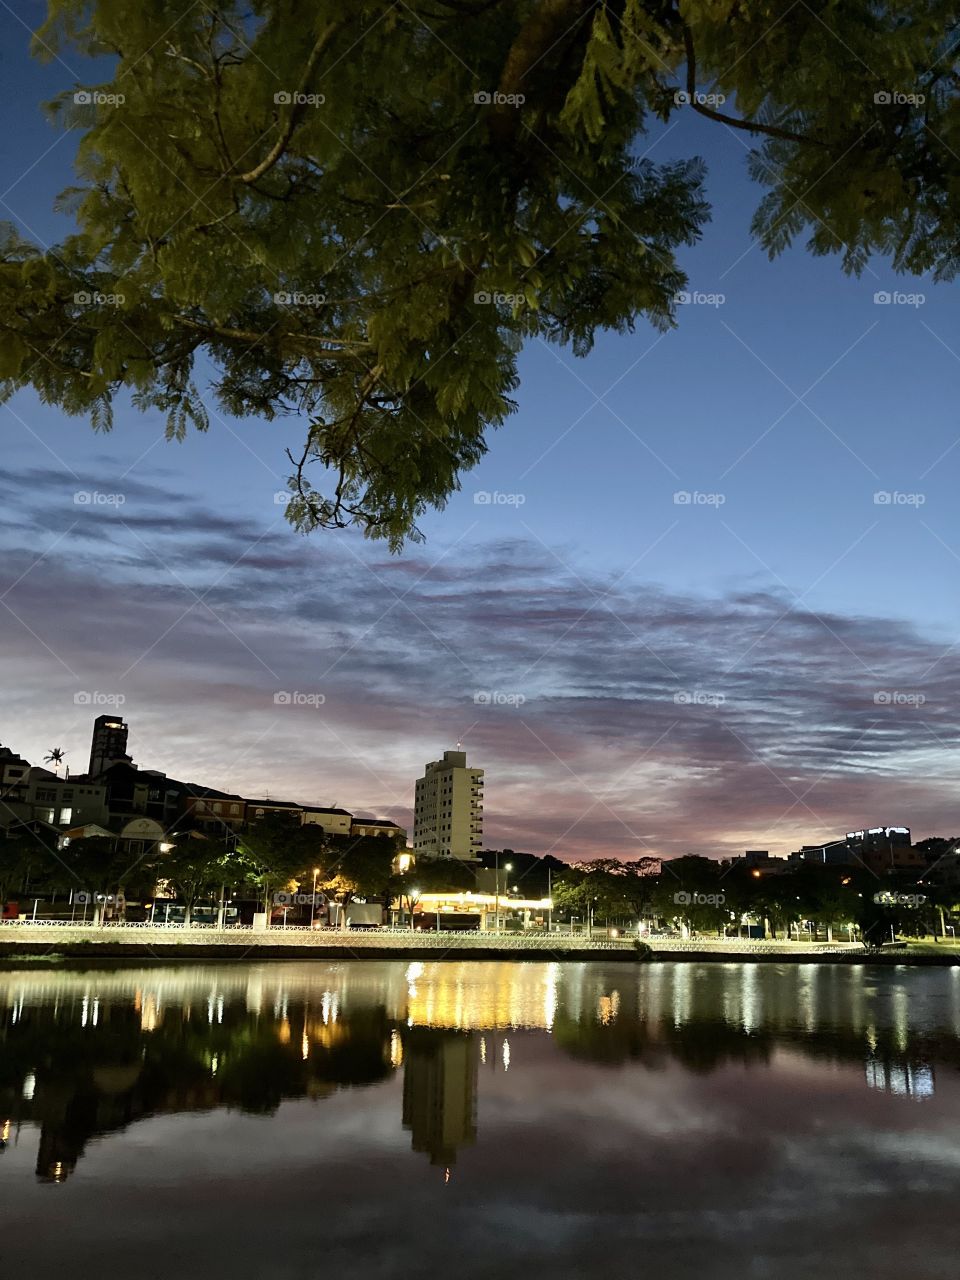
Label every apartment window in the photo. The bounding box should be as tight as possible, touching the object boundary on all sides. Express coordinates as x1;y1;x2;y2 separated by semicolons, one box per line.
59;808;73;825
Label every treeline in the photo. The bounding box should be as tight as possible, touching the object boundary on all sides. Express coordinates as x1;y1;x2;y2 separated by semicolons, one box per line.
552;855;959;941
0;816;414;920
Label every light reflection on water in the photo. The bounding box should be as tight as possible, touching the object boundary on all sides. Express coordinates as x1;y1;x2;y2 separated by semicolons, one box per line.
2;960;960;1278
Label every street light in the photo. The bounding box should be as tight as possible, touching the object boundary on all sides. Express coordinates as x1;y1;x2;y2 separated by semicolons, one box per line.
494;855;512;932
310;867;319;930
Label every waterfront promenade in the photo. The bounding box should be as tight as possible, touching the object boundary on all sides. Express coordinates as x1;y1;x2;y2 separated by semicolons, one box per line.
1;922;956;963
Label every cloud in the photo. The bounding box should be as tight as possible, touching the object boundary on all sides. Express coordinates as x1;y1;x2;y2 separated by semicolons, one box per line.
2;472;960;858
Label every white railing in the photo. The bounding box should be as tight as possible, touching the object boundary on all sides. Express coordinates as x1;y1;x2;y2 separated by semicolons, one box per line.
0;921;869;954
0;921;633;950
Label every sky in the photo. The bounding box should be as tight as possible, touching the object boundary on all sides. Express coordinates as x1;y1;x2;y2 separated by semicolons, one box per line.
2;3;960;861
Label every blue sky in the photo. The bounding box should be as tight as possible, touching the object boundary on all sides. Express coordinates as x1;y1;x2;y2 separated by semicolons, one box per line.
2;4;960;860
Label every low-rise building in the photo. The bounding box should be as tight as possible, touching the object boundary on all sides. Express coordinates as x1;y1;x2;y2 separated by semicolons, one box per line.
301;805;352;836
350;817;404;841
2;766;108;831
181;785;247;834
245;798;304;824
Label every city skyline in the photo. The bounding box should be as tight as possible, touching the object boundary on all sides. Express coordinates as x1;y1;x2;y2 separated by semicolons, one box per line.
4;5;960;862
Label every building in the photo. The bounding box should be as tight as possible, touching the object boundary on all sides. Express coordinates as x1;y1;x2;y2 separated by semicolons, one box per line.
180;784;247;836
401;1028;479;1167
301;805;353;837
846;827;924;875
1;764;107;832
413;749;484;860
0;745;31;794
795;827;923;876
87;714;132;778
350;817;404;841
245;798;304;824
726;849;789;877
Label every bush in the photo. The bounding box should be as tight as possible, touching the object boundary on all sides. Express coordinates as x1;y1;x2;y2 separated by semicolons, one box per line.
633;940;653;961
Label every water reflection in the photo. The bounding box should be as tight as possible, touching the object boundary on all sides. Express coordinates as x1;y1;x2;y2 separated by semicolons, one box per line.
0;961;958;1185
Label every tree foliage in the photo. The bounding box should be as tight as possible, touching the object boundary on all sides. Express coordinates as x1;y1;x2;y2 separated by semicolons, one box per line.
12;1;953;545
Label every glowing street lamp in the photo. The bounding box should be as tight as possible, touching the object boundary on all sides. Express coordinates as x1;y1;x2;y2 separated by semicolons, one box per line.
494;855;512;932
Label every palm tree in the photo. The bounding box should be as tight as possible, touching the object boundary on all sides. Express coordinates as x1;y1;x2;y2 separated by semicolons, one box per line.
44;747;65;776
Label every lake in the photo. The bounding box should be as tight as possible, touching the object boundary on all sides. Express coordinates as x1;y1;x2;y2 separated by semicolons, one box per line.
2;959;960;1278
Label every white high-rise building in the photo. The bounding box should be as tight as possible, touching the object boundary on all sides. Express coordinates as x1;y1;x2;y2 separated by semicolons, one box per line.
413;749;484;860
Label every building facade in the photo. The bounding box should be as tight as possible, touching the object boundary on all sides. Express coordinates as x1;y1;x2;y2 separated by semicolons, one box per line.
350;817;405;841
413;749;484;860
88;715;133;777
301;806;353;836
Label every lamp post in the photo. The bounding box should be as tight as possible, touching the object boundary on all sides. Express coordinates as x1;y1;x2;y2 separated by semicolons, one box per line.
493;856;512;933
310;867;319;930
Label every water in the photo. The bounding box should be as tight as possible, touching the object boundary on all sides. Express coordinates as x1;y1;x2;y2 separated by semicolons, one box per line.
2;959;960;1279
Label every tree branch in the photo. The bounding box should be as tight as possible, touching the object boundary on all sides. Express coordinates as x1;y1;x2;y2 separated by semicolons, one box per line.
681;24;826;148
236;21;341;185
489;0;596;145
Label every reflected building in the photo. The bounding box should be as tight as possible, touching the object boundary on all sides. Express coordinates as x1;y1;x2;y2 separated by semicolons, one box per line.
402;1028;479;1167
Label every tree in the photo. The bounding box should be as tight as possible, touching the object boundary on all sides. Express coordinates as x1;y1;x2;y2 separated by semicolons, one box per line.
0;834;55;907
652;855;729;935
237;815;319;918
7;2;954;546
159;836;231;925
59;834;142;921
322;834;397;914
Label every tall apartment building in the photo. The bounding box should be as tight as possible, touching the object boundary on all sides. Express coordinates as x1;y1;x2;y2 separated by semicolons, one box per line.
413;749;483;860
88;714;132;777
